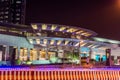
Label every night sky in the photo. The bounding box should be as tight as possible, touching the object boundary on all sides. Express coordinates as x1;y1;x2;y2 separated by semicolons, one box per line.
25;0;120;40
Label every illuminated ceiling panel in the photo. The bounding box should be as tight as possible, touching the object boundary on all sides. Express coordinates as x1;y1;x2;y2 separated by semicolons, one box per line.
80;43;87;47
32;24;38;29
81;32;88;36
36;39;40;44
31;23;97;38
59;27;66;31
64;40;69;45
74;42;80;46
29;39;33;44
76;30;84;34
50;40;55;45
66;28;78;33
81;32;91;37
27;36;111;48
57;40;62;45
43;39;47;44
85;33;91;37
87;44;95;48
42;24;47;30
51;25;57;31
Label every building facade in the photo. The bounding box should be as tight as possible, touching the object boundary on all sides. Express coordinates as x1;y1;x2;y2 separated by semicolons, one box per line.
0;23;120;66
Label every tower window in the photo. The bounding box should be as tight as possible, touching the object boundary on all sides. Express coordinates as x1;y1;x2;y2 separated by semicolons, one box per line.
16;18;20;20
5;16;8;18
16;1;21;4
16;13;20;16
5;11;8;14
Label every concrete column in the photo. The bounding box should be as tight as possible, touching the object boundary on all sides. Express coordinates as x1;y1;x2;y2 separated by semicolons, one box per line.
79;43;81;65
89;48;92;59
105;49;111;66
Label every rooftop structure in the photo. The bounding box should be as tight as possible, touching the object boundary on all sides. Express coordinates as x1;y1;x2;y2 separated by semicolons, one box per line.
31;23;97;39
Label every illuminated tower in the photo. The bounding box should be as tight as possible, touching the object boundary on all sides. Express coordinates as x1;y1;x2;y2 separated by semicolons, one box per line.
0;0;26;24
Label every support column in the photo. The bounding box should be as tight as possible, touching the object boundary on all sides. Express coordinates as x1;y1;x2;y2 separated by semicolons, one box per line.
79;42;81;65
105;49;111;66
89;48;92;59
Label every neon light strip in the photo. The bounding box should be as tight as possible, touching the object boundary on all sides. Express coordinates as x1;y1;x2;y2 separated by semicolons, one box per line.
0;70;120;79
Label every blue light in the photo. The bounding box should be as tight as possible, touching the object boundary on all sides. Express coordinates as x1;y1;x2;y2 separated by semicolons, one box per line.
80;47;90;53
102;55;106;61
95;55;100;62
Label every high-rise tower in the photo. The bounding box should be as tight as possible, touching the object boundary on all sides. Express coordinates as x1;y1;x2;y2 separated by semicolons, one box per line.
0;0;26;24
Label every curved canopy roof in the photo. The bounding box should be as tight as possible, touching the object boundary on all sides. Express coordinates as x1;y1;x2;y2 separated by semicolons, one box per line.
27;36;111;49
31;23;97;38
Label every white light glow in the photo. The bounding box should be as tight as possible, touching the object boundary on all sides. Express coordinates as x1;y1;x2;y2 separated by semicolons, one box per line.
57;40;62;45
50;40;54;45
75;42;79;46
43;39;47;44
29;39;33;44
36;39;40;44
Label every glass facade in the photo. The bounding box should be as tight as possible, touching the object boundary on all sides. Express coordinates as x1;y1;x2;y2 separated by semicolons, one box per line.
0;44;80;65
95;55;100;62
30;49;37;61
102;55;106;61
19;48;28;61
0;36;117;66
0;43;114;66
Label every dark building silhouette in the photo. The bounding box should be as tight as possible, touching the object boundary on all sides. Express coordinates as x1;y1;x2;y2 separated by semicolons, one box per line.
0;0;26;24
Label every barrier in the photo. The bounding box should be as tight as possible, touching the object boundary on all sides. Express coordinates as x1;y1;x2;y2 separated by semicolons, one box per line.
0;68;120;80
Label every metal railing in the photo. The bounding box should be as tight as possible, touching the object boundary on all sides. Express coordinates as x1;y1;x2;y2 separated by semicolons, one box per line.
0;68;120;80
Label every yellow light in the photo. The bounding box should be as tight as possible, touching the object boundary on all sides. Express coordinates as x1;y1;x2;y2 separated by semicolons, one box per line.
65;40;69;45
85;33;91;36
51;25;57;30
32;24;38;29
76;30;84;34
67;28;77;33
83;33;91;36
57;40;62;45
76;35;81;39
81;32;91;37
80;40;85;46
42;24;47;30
59;27;66;31
80;40;84;44
81;32;87;35
80;43;87;47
